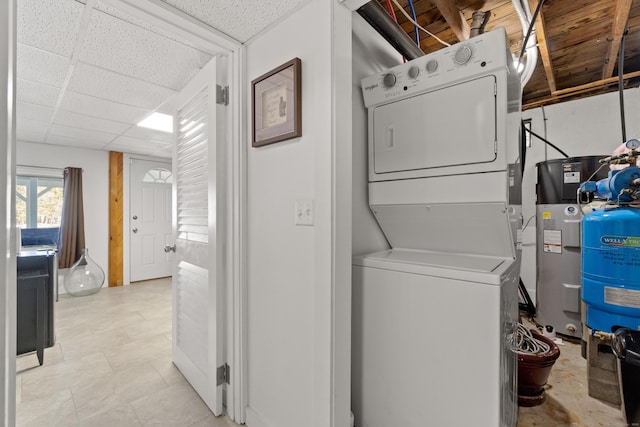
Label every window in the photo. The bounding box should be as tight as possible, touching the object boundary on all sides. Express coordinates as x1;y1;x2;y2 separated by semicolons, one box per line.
143;168;173;184
16;176;64;229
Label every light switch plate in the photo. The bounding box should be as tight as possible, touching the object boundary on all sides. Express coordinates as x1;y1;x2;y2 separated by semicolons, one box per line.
295;199;314;226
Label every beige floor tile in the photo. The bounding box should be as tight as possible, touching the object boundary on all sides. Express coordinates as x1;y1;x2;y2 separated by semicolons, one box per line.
16;373;21;405
149;356;187;386
78;403;142;427
16;280;237;427
16;388;78;427
59;327;135;361
189;414;240;427
72;363;169;420
20;352;113;403
130;381;212;426
124;317;172;340
102;334;172;371
17;343;65;373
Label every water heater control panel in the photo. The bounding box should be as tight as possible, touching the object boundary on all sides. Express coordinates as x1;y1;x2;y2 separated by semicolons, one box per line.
361;28;512;108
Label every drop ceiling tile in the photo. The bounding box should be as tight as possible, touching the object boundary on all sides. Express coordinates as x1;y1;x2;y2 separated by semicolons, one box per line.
53;110;131;135
110;144;172;158
67;63;176;110
93;1;205;53
159;0;308;43
17;0;84;57
17;43;70;88
16;128;48;143
16;118;50;143
60;91;151;124
16;102;54;123
45;135;108;151
122;125;174;144
47;124;117;144
17;80;60;107
107;136;171;157
77;7;211;91
108;135;170;151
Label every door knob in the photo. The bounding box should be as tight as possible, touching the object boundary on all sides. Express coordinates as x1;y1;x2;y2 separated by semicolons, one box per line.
164;244;176;253
132;228;138;233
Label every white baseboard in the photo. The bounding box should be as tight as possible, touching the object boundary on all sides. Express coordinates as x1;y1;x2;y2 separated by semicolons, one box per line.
245;407;273;427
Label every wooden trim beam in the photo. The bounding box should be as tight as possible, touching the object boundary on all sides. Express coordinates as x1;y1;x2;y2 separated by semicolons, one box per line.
529;0;556;93
431;0;470;41
602;0;633;79
108;151;124;287
523;70;640;109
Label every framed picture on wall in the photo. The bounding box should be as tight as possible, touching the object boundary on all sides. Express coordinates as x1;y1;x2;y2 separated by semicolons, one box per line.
252;58;302;147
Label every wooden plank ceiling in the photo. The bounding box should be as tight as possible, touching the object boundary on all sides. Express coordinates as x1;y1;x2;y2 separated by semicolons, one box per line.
378;0;640;109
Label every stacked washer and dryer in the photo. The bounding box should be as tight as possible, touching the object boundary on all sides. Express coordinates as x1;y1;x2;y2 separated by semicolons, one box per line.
352;28;522;426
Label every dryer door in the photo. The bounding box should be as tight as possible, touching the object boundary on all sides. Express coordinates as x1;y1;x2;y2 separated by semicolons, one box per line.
372;75;497;176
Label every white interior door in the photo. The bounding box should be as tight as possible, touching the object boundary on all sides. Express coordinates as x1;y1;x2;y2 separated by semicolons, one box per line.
130;158;173;282
171;55;228;415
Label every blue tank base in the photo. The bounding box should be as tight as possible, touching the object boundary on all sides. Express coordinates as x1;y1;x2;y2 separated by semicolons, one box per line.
586;305;640;333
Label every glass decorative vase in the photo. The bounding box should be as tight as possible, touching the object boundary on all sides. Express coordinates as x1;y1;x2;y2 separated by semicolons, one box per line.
63;248;105;297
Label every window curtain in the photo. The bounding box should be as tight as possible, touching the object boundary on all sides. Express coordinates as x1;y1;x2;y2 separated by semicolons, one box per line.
58;167;85;268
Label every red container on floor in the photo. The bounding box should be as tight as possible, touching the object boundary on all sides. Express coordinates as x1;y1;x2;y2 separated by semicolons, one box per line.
517;330;561;406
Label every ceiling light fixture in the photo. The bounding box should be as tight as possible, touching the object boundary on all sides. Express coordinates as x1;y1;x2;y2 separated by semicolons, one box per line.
137;112;174;133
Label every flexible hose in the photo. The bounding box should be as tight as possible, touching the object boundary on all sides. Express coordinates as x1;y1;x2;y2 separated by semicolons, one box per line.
406;0;420;47
512;324;551;355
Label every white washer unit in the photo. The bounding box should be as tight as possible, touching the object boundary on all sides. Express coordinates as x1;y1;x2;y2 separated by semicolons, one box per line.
353;28;522;427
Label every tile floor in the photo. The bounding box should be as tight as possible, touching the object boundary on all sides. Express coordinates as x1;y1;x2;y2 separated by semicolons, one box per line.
16;278;240;427
17;278;627;427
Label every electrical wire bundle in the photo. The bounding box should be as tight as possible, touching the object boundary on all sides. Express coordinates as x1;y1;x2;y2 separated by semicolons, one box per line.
512;323;552;355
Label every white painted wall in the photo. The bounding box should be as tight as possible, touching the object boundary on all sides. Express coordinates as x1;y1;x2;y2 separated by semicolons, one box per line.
16;141;110;293
520;88;640;302
245;1;351;426
351;13;400;257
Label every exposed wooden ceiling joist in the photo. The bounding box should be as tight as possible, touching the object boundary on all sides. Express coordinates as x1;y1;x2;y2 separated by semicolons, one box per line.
530;0;557;93
524;69;640;109
602;0;633;79
430;0;470;41
388;0;640;108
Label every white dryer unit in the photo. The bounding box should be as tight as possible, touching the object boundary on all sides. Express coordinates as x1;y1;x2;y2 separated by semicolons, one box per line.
353;28;522;427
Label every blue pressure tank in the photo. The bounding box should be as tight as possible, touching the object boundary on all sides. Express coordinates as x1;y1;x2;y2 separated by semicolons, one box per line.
582;207;640;332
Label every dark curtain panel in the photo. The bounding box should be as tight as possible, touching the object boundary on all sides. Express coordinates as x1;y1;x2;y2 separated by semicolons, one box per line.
58;167;85;268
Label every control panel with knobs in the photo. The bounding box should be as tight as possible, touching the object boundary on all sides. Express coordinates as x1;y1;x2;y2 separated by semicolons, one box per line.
383;72;397;88
454;44;473;65
426;59;438;73
361;28;509;108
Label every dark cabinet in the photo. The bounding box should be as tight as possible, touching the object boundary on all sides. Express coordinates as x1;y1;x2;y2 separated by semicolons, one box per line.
17;250;56;365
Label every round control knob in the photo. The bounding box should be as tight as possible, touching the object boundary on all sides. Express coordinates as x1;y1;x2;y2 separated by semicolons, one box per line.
454;45;473;65
408;66;420;79
426;59;438;73
383;73;397;88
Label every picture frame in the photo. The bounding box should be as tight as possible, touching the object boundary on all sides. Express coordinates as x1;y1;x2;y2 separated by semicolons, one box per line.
252;58;302;147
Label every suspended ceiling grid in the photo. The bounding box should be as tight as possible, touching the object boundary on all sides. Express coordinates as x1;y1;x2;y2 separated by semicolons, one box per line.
16;0;308;158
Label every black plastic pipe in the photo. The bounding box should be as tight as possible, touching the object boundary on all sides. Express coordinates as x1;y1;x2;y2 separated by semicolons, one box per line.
619;29;628;144
357;1;425;61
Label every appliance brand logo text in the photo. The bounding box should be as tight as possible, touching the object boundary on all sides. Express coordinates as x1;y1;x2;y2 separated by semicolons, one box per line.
364;83;378;92
600;235;640;247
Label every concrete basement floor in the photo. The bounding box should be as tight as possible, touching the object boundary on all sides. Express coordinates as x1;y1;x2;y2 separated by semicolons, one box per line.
516;318;625;427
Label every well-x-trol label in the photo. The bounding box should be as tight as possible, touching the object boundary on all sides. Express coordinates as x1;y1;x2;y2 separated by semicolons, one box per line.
600;235;640;247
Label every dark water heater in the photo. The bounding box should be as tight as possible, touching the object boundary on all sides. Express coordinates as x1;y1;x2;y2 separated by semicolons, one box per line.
535;156;608;338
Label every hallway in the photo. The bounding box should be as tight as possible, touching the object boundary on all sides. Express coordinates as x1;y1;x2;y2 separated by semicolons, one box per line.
16;278;240;427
